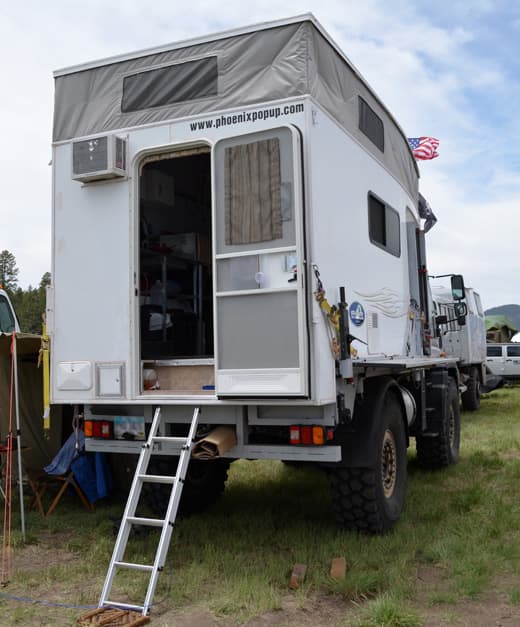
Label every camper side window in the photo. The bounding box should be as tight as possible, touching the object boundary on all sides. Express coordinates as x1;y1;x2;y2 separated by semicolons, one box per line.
359;97;384;152
122;57;218;112
368;194;400;257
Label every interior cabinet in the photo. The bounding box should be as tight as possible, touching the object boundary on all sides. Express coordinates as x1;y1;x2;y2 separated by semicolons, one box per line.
140;249;208;359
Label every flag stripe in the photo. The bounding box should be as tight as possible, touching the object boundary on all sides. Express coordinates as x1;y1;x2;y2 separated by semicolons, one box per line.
407;137;439;160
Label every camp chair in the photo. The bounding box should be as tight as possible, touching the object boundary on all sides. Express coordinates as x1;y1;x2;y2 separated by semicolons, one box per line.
31;470;94;517
30;431;95;517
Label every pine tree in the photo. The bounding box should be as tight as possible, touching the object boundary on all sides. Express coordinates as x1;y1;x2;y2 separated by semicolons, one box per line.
0;250;19;292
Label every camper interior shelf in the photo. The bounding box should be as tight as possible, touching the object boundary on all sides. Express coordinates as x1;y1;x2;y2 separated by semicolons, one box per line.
140;248;207;359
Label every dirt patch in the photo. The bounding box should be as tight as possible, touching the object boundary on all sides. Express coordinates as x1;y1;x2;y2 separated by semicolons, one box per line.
11;531;78;573
3;538;520;626
154;594;355;627
414;567;520;627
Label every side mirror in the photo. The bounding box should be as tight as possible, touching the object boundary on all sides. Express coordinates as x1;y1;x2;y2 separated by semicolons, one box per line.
454;302;467;326
451;274;465;301
454;302;467;317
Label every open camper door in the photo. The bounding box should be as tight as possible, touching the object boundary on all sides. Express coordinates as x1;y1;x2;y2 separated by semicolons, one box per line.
213;126;308;397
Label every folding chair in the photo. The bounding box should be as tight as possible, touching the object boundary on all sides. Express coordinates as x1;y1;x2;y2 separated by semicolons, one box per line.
30;431;95;517
30;470;94;517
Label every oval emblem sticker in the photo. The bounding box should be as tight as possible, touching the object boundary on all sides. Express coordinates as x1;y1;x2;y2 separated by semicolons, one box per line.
349;301;365;327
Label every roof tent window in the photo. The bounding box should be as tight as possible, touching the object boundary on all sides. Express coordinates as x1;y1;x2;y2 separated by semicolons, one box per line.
122;57;218;112
224;138;283;245
368;193;400;257
359;97;384;152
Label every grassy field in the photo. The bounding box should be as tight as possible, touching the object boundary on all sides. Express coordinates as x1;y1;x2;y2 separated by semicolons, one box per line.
2;385;520;625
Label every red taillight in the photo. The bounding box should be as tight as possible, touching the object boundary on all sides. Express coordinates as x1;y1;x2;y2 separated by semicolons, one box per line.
290;425;331;446
301;426;312;445
290;425;301;445
86;420;112;438
101;421;111;439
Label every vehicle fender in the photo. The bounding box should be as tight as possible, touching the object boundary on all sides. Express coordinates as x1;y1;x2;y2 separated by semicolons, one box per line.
335;376;408;468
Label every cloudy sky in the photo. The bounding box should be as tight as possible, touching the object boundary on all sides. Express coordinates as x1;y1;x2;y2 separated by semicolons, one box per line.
1;0;518;309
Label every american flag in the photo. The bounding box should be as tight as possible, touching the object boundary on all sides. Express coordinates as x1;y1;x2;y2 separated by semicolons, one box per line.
407;137;440;160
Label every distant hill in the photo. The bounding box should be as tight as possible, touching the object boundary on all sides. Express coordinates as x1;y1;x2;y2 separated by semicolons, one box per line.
485;304;520;331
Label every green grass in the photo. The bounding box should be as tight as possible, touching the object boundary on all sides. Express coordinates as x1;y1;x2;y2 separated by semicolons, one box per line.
2;385;520;625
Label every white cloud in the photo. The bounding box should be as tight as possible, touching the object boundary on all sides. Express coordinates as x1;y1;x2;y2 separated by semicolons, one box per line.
0;0;518;310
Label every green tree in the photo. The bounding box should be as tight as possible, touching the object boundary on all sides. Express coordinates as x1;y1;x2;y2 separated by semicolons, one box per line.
39;272;51;290
0;250;19;292
10;272;51;334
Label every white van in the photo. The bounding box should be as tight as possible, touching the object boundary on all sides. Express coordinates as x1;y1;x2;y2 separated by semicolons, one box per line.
486;344;520;380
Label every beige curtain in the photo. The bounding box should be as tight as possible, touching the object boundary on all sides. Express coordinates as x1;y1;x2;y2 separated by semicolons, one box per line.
224;138;282;245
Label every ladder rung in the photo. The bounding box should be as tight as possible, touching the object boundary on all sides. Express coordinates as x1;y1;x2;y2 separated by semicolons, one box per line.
152;436;189;444
102;601;145;612
114;561;153;572
127;516;164;527
138;474;175;484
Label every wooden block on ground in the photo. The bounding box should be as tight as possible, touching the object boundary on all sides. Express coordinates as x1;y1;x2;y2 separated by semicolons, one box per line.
330;556;347;580
289;563;307;589
77;607;150;626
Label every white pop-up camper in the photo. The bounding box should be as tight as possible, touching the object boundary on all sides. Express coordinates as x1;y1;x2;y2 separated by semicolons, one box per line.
49;14;468;556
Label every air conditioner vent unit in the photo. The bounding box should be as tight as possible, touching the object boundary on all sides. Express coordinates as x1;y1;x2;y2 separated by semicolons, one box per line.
72;135;127;183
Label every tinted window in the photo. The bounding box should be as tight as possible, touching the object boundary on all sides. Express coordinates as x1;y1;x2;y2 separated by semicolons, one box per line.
359;97;384;152
368;194;400;257
122;57;218;113
507;345;520;357
486;345;502;357
0;295;15;333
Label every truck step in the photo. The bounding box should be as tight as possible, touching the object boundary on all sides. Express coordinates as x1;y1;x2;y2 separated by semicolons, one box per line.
114;561;153;572
151;436;189;445
126;516;164;527
138;474;176;484
101;601;145;613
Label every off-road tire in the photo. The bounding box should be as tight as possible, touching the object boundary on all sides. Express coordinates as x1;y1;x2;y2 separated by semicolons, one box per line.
416;377;460;469
145;458;230;517
461;367;480;411
328;394;407;534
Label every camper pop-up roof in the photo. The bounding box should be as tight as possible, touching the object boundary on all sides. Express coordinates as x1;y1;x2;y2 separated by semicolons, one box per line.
53;14;418;199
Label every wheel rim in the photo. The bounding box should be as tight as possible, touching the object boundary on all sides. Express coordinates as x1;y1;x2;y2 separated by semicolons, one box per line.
381;429;397;498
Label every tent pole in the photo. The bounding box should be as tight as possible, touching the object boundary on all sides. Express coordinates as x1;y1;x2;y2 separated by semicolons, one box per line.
12;334;25;542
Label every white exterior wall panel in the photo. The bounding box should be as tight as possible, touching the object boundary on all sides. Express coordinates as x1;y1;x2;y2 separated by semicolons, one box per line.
51;143;132;402
307;104;417;364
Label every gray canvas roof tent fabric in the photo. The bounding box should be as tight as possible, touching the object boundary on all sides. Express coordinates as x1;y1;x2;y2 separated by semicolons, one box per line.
53;14;419;200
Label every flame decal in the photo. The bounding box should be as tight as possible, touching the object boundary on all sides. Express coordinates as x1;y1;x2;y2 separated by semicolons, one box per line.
355;288;408;318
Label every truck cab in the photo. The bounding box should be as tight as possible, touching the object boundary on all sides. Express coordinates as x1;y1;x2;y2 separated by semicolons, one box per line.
431;279;486;410
0;288;20;333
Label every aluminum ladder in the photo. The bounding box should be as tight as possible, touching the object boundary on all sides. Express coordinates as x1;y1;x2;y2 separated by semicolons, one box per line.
99;406;200;616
